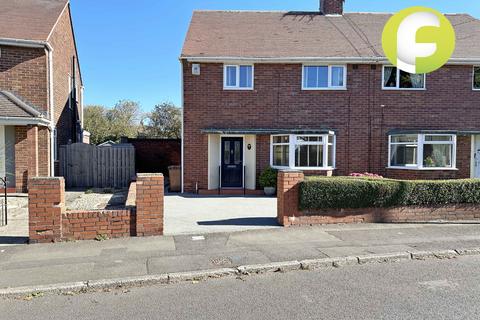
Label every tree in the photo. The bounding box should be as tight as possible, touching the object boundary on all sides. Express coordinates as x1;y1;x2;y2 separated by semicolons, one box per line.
83;105;110;145
106;100;141;140
142;102;182;139
83;100;141;145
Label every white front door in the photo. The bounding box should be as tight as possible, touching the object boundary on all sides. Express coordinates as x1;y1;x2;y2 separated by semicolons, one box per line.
0;126;5;179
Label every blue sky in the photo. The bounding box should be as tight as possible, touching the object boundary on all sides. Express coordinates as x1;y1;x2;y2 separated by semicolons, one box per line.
71;0;479;111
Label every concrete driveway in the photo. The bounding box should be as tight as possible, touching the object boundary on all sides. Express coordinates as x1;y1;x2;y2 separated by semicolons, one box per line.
164;195;279;235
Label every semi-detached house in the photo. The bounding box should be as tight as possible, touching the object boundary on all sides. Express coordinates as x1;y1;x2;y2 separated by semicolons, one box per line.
181;0;480;194
0;0;84;192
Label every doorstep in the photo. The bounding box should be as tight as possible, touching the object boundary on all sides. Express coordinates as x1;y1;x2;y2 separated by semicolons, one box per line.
198;188;266;196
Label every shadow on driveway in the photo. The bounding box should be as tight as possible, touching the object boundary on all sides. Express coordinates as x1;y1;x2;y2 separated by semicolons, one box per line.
0;236;28;245
197;217;280;227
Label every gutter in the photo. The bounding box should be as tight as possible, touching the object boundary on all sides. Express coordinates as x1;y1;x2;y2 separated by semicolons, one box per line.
182;56;480;65
0;117;51;126
180;61;185;193
46;45;55;177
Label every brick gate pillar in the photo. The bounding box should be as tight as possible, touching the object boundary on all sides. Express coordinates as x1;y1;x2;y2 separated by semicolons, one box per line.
136;173;164;236
277;170;304;226
28;177;65;243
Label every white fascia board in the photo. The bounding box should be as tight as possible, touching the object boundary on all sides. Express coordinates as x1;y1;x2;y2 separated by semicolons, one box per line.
182;56;480;65
0;117;51;126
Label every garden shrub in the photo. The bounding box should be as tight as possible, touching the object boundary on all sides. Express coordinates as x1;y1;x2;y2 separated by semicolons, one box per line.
299;177;480;210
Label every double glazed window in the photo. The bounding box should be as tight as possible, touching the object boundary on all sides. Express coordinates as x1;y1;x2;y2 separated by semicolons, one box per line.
474;67;480;90
389;134;456;169
302;65;346;89
383;66;425;90
271;134;336;169
224;65;253;89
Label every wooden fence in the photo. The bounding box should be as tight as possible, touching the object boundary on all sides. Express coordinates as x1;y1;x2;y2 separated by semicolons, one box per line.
59;143;135;189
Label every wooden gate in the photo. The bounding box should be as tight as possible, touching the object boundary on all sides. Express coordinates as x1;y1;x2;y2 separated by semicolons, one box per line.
59;143;135;189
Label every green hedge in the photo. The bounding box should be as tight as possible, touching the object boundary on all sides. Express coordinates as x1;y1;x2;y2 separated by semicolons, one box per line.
299;177;480;210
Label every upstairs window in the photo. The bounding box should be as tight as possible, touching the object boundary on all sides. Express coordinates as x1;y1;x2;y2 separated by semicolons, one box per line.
389;134;456;169
302;65;346;90
474;67;480;90
383;66;425;90
224;65;253;90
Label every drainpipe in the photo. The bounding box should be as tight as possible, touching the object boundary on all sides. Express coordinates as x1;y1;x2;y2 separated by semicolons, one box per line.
45;44;55;177
180;59;185;193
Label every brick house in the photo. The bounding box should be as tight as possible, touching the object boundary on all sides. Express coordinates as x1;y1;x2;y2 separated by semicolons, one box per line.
180;0;480;194
0;0;84;192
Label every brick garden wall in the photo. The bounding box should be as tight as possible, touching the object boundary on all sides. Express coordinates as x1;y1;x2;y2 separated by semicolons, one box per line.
277;170;480;227
62;210;134;241
28;174;163;243
122;138;181;176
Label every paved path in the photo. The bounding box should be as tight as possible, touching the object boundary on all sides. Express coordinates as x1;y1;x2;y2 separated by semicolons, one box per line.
164;195;278;235
2;255;480;319
1;223;480;290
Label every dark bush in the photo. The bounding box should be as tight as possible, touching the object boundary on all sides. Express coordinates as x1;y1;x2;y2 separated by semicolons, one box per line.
259;167;278;188
299;177;480;210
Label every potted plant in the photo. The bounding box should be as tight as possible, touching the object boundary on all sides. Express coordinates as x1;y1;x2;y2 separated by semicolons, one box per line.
259;167;278;196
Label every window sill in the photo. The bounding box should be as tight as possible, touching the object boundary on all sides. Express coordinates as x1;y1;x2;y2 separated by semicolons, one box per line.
272;166;336;171
387;167;458;171
223;87;254;91
302;87;347;91
382;88;426;91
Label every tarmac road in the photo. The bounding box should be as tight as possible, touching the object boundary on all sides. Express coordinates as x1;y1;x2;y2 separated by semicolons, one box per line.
2;255;480;320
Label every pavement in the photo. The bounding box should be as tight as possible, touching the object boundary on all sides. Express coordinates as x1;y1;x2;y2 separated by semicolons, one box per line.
164;195;278;235
0;195;28;245
3;255;480;319
2;223;480;294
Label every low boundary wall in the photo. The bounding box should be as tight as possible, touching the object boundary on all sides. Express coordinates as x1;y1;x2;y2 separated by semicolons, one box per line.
28;174;163;243
277;170;480;226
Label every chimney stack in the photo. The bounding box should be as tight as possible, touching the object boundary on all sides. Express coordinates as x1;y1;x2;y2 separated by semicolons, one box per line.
320;0;344;15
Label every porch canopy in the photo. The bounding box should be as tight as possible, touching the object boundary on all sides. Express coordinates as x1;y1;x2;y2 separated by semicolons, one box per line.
201;128;336;135
0;91;50;126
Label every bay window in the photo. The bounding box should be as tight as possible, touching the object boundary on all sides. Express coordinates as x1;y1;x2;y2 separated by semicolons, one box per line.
389;134;456;169
383;66;425;90
271;133;336;169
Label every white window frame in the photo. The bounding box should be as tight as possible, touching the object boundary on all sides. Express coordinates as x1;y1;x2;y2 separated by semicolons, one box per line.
382;66;426;91
270;133;336;170
223;64;254;90
388;133;457;170
271;135;290;169
302;65;347;90
473;66;480;91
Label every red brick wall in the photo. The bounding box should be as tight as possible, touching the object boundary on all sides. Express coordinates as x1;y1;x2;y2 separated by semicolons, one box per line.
0;46;48;111
277;171;480;226
277;171;304;225
13;126;49;192
28;177;65;243
136;174;164;236
62;210;134;241
28;176;163;243
123;138;181;176
49;4;83;147
287;206;480;226
183;62;480;192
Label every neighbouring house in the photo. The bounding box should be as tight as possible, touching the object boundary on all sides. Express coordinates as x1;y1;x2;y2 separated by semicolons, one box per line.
180;0;480;194
0;0;85;192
